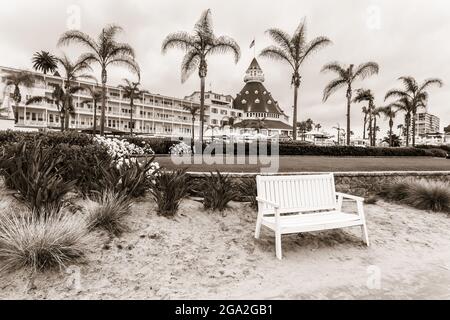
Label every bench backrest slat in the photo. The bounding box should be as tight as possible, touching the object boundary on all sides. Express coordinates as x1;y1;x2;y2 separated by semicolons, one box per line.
256;174;337;214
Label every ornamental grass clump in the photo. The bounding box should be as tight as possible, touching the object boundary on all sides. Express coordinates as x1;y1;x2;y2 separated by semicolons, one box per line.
85;190;132;236
201;171;238;212
237;178;258;209
380;179;450;213
0;208;90;273
149;169;191;217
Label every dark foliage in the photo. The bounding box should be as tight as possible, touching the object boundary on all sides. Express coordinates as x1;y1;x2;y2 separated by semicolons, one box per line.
201;171;238;212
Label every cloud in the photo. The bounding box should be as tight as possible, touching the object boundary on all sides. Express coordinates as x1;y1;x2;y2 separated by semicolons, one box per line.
1;0;449;136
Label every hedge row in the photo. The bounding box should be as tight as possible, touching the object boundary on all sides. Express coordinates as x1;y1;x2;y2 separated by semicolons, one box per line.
0;131;448;158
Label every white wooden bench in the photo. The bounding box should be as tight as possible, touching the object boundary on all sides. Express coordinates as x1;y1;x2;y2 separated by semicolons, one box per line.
255;173;369;260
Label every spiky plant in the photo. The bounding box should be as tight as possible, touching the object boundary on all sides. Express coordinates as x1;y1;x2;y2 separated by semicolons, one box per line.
0;208;90;273
149;169;191;217
260;19;331;141
201;171;238;212
32;51;58;75
118;78;148;136
85;190;132;236
237;178;258;209
162;9;241;143
385;77;443;146
322;61;379;145
378;180;412;202
58;24;139;136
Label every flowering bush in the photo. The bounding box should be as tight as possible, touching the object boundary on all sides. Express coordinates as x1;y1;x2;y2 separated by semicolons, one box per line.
169;142;192;156
94;136;154;163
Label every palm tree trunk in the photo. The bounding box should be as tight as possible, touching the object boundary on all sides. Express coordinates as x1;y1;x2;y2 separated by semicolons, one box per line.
60;114;64;132
346;84;352;145
363;114;367;140
412;111;416;146
199;76;205;144
389;119;393;147
293;85;299;141
100;68;107;136
130;98;134;136
373;117;377;146
405;114;410;147
191;116;195;153
93;101;97;134
65;108;69;131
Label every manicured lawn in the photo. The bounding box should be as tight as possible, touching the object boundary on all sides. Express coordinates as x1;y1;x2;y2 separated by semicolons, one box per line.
156;155;450;173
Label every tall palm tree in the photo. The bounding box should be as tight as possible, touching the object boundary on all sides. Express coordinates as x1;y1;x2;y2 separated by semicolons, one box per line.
371;107;382;146
32;51;58;75
322;61;379;145
80;81;103;134
397;123;404;137
385;76;443;146
183;104;200;152
353;89;376;146
378;105;397;147
259;20;331;141
58;24;139;136
162;9;241;144
118;78;148;136
2;71;35;123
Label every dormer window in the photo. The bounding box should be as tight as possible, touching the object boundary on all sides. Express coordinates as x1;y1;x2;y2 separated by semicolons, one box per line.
255;90;259;94
245;91;249;94
255;99;260;104
263;91;267;95
242;99;247;104
268;100;272;104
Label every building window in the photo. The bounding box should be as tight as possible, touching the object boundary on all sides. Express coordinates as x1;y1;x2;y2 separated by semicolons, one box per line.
211;108;218;114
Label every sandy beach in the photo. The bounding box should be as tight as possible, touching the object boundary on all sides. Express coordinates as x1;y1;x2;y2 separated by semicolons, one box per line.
1;193;449;300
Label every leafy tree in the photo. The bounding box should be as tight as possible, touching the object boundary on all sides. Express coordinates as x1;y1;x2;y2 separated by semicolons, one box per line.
32;51;58;75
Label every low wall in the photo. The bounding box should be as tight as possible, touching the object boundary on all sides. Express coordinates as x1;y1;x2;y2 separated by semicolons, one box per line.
187;171;450;197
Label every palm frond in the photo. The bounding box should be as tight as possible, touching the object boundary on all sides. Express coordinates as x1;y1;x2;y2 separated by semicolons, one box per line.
58;30;99;54
181;49;200;83
259;46;293;68
320;62;347;78
384;89;409;101
419;78;443;92
161;31;196;53
26;96;53;105
107;56;140;74
265;28;293;58
194;9;214;40
322;78;347;102
353;62;379;80
107;43;136;60
208;36;241;63
300;36;332;64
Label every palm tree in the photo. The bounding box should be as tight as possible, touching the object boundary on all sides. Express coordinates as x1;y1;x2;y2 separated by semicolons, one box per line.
2;71;35;123
378;105;397;147
118;78;148;136
371;107;382;146
183;104;200;152
80;81;103;134
56;54;93;130
332;124;344;145
314;123;322;131
353;89;376;146
162;9;241;144
32;51;58;75
58;24;139;136
385;77;443;146
322;61;379;145
259;20;331;141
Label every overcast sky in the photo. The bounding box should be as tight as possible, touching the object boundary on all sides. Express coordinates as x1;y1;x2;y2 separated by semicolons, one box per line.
1;0;449;136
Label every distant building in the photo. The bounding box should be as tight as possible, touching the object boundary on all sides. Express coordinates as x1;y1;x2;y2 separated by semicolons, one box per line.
232;58;292;137
415;106;440;135
0;65;204;137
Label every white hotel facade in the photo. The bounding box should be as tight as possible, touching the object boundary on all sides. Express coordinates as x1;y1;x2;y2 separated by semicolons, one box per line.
0;66;209;137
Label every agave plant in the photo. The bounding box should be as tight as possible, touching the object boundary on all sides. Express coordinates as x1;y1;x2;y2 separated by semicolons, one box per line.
201;171;238;212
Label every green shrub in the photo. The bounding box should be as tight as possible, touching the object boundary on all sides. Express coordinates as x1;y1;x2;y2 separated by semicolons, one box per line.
0;208;90;273
378;181;412;202
405;181;450;212
422;148;448;158
416;145;450;153
149;169;191;217
201;171;238;212
85;190;132;236
0;141;76;215
237;178;258;209
122;137;181;155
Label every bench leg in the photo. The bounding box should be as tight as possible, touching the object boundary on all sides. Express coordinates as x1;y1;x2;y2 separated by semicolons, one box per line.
361;224;370;247
255;215;262;239
275;231;282;260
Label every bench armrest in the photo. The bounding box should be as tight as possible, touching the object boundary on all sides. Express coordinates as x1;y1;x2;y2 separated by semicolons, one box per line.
256;197;280;209
336;192;364;202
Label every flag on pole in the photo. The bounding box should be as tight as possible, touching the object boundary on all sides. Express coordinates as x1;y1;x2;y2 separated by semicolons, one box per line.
249;39;255;49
